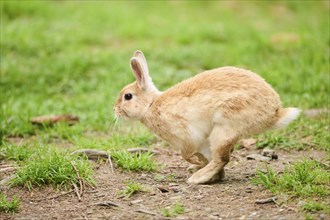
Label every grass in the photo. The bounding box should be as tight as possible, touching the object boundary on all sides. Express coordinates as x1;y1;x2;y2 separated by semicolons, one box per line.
302;200;329;213
9;147;95;190
0;0;329;213
252;160;330;214
0;193;20;213
256;114;330;151
252;160;330;198
112;151;156;172
161;203;185;217
0;143;32;162
1;1;329;137
121;181;145;197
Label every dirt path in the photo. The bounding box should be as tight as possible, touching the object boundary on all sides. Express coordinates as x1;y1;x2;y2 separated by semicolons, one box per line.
1;146;327;220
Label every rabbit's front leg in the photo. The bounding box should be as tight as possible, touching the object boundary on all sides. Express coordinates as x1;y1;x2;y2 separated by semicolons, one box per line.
186;143;211;173
186;153;209;173
187;125;238;184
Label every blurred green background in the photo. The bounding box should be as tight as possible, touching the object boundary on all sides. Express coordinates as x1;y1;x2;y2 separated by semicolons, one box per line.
1;1;329;137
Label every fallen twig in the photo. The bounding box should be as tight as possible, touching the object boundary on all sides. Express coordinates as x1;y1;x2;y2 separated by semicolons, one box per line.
255;196;277;204
108;154;114;173
71;149;109;160
127;148;159;155
48;190;74;200
71;161;84;196
136;209;158;216
72;181;82;202
0;175;15;185
0;167;17;173
31;114;79;125
95;201;120;207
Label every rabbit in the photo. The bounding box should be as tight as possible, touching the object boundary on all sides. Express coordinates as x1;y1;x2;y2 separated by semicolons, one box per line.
114;50;301;184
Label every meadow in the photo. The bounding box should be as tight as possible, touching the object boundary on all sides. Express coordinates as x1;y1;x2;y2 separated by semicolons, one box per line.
1;1;329;219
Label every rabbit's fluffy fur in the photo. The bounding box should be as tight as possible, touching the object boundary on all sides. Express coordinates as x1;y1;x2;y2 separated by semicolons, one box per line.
114;50;300;184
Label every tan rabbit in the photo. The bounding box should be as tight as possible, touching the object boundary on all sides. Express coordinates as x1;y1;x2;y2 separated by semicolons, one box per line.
114;50;301;184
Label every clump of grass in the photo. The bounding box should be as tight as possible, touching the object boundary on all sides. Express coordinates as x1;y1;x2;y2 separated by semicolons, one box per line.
252;160;330;198
162;202;185;217
256;133;300;149
302;200;329;213
111;151;156;172
121;181;145;197
10;149;95;190
0;193;20;213
162;208;171;217
0;144;33;162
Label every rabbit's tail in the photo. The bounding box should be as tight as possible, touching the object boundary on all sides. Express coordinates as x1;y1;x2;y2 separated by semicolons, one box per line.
273;107;301;129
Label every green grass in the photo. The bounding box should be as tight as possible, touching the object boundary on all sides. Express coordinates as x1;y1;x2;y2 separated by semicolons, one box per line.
252;160;330;214
256;114;330;151
302;200;329;213
161;203;185;217
0;144;32;162
121;181;145;197
9;148;95;190
252;160;330;198
1;1;328;137
112;151;156;172
0;0;329;194
0;193;20;213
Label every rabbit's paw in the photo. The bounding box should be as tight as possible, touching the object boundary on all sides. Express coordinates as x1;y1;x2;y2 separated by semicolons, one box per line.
187;161;223;184
187;164;203;173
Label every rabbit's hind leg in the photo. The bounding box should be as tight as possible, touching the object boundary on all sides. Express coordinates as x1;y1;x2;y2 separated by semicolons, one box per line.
187;125;239;184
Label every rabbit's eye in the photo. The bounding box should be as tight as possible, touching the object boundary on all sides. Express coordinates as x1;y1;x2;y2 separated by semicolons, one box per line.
124;93;133;100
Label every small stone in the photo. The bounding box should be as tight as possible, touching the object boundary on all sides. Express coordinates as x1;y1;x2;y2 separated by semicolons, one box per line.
130;199;143;205
247;154;271;162
262;148;278;160
170;196;182;200
205;207;212;212
211;212;220;216
319;214;325;220
297;200;306;207
179;187;188;193
194;195;204;200
139;174;148;180
169;183;179;187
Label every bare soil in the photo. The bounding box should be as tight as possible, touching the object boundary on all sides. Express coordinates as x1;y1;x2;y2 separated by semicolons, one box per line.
1;145;328;220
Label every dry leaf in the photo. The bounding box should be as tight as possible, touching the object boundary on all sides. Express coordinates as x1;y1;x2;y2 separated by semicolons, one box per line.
31;115;79;125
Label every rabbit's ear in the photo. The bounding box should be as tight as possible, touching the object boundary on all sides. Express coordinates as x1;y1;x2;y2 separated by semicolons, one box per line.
130;57;150;90
133;50;149;76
